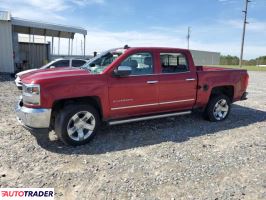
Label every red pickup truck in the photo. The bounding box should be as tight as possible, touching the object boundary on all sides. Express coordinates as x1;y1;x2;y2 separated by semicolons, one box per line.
16;47;249;146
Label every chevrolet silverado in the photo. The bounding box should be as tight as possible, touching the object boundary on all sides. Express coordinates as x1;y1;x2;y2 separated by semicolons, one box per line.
16;47;249;146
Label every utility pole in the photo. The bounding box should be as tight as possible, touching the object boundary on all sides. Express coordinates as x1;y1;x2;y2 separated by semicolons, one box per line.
75;38;78;55
187;26;191;49
240;0;250;67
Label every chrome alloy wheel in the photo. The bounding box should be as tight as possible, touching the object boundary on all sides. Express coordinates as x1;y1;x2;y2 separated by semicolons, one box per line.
67;111;96;142
213;99;229;120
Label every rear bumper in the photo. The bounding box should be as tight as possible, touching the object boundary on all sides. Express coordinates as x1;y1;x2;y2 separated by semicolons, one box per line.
241;92;248;100
16;100;51;129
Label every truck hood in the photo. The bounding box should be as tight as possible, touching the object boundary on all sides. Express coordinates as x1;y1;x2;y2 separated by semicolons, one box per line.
21;67;90;84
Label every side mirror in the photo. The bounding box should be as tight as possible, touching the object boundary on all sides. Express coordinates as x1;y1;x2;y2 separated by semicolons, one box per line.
89;63;96;67
50;66;55;69
113;66;132;77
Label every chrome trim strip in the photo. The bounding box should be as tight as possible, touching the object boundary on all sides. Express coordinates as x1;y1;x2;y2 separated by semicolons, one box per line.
111;99;195;110
159;99;195;105
147;80;159;84
108;111;192;125
111;103;158;110
186;78;196;81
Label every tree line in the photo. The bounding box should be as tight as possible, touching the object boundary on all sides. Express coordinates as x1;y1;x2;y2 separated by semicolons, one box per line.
220;55;266;65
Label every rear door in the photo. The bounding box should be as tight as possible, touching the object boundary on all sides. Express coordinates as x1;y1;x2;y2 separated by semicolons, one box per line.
158;51;197;111
108;51;160;119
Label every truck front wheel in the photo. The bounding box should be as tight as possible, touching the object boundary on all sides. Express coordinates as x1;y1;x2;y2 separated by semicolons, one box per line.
204;94;231;122
55;104;100;146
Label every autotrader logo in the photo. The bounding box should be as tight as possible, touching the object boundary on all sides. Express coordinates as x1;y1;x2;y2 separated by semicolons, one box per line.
0;188;54;199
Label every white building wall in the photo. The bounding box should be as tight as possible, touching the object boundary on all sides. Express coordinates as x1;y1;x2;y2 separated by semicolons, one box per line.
0;20;14;73
190;50;220;66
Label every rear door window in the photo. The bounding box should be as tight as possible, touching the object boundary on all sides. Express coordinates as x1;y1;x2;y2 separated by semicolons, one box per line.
160;53;189;73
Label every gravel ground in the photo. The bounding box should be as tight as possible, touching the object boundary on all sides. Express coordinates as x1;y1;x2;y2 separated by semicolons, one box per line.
0;72;265;200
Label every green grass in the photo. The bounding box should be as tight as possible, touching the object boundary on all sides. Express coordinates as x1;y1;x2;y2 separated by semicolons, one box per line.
212;65;266;71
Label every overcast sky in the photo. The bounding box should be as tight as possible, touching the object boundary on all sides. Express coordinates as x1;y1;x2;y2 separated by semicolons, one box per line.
1;0;266;59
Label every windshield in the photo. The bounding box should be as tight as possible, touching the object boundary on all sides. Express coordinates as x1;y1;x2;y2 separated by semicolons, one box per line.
40;60;57;69
81;48;126;74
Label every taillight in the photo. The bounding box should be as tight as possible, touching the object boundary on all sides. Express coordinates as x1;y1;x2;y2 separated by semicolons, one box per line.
244;73;249;89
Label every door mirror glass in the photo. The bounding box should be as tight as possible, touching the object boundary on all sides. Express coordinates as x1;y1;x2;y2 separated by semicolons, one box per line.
113;66;132;77
89;63;96;67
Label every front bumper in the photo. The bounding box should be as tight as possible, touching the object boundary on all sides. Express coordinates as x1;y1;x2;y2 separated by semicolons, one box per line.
15;76;22;90
16;100;51;129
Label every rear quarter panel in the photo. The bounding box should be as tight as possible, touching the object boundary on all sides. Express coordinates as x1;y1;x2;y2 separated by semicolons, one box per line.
196;68;248;108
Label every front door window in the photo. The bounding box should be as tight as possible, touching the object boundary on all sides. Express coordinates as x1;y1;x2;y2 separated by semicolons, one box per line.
120;52;154;75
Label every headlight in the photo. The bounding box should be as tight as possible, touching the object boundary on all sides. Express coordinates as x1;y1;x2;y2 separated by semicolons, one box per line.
23;84;40;95
22;84;40;105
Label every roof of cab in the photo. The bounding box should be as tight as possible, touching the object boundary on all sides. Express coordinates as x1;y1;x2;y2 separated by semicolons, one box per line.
124;46;189;52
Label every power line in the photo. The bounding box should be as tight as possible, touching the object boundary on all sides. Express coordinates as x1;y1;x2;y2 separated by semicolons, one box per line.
240;0;251;67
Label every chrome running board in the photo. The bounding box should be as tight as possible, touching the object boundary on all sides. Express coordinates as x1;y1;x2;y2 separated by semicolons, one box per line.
108;111;192;126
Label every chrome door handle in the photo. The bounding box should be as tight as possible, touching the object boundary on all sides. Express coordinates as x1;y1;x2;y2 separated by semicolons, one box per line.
147;80;159;84
186;78;196;81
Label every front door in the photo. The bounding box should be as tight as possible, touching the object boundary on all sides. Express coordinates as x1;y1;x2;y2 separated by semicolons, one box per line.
108;52;160;119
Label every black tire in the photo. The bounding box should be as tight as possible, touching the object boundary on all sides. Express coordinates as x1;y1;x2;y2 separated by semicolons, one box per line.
204;94;231;122
55;104;100;146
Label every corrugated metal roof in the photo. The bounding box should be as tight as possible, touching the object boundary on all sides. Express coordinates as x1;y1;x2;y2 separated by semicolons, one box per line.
0;11;11;21
12;17;87;36
1;11;86;38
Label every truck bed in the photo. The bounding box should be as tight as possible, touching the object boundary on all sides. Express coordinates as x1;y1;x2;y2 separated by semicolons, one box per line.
197;66;243;71
195;66;248;108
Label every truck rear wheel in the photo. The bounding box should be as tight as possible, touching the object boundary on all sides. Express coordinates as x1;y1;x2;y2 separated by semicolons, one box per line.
204;94;231;122
55;104;100;146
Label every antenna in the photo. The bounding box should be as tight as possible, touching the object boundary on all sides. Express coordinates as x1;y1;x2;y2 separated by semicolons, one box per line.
187;27;191;50
240;0;251;67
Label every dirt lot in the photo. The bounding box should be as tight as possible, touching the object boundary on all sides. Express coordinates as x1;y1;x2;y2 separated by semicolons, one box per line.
0;72;265;200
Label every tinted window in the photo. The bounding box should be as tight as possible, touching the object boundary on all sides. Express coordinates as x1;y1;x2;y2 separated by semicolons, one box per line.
72;60;86;67
160;53;189;73
51;60;70;68
120;52;153;75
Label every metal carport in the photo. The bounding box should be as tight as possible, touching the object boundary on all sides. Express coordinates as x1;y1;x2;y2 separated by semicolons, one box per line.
0;11;87;74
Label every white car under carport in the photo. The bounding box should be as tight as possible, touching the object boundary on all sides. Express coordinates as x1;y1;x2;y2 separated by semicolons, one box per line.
15;58;88;89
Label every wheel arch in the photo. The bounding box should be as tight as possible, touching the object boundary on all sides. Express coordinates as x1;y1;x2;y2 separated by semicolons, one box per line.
209;85;234;102
50;96;102;130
